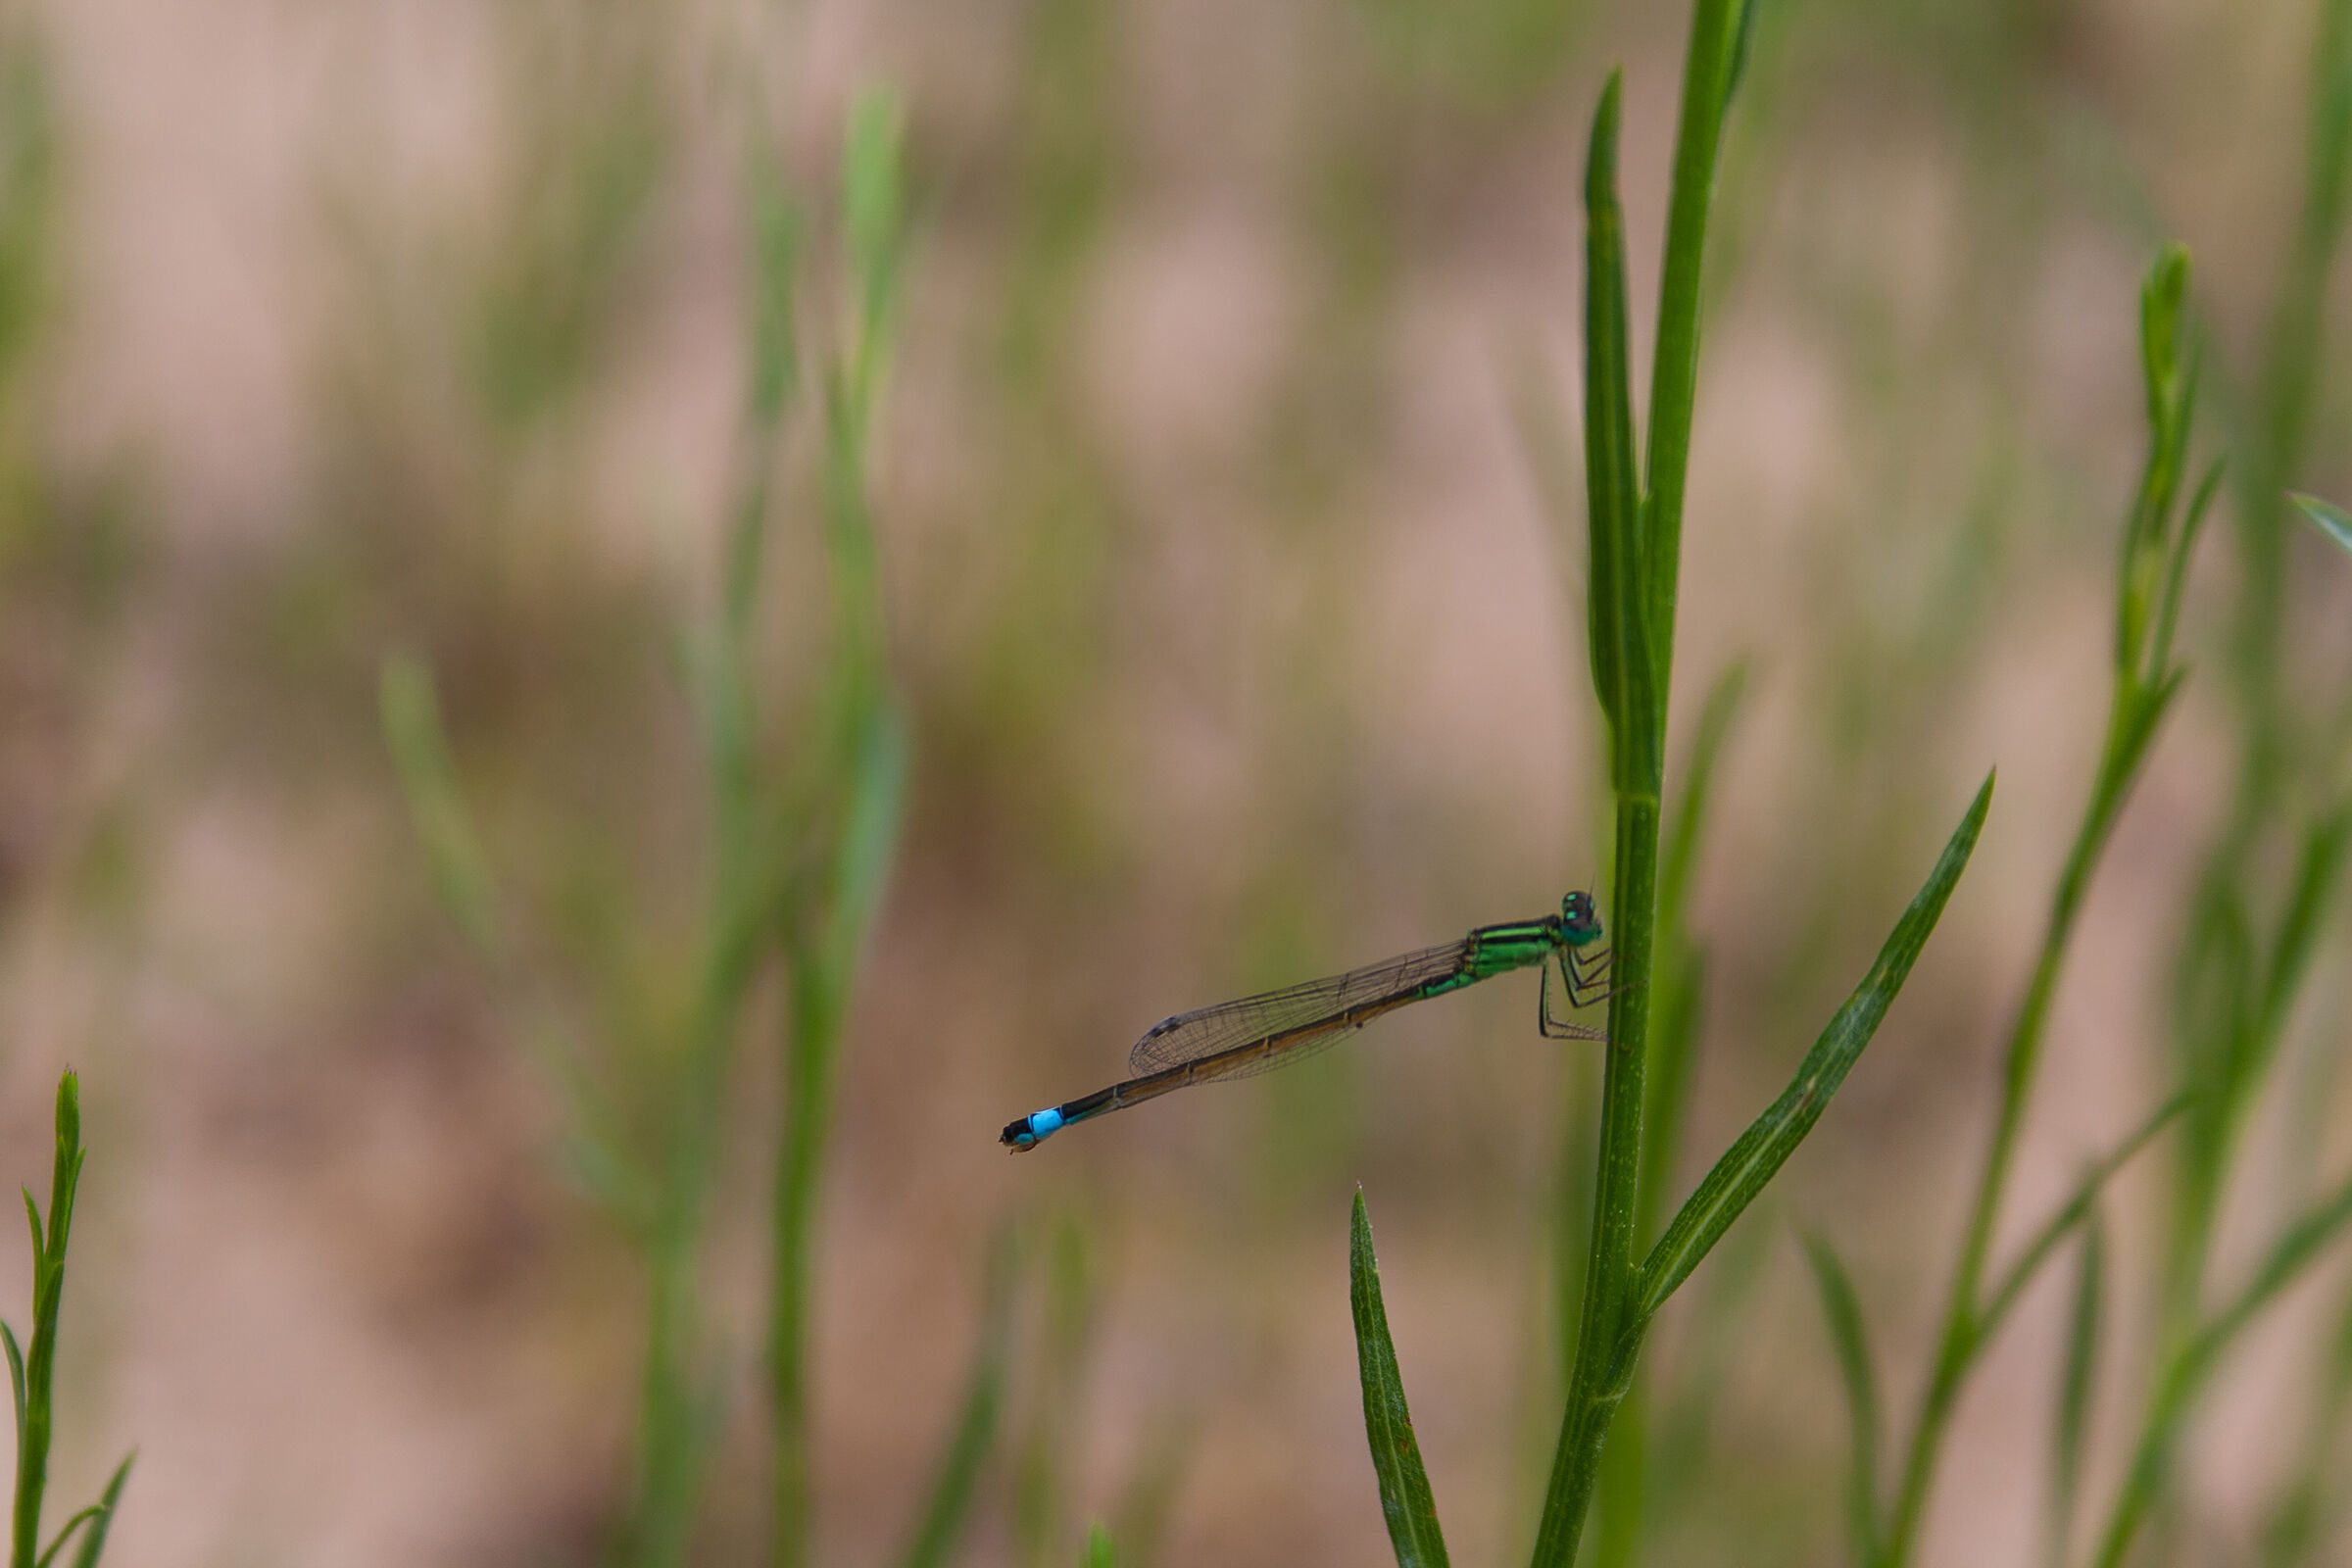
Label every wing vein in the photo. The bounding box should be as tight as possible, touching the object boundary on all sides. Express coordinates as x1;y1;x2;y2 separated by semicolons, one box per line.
1127;940;1474;1080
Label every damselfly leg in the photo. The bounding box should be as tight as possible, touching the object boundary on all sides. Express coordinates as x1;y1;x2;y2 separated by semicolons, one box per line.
1539;944;1618;1040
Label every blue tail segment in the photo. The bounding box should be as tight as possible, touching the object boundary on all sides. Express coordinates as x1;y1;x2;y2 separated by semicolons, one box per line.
1002;1105;1064;1152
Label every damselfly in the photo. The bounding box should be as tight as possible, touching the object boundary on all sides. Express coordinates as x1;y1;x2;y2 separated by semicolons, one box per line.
1001;891;1614;1152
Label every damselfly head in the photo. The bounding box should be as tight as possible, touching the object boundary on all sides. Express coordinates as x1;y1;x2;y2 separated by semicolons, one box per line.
1001;1117;1040;1152
1560;890;1603;945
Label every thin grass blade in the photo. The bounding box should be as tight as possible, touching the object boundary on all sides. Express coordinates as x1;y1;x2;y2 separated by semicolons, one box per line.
378;658;507;959
822;702;909;978
2094;1163;2352;1568
2149;460;2222;683
62;1454;128;1568
1582;70;1640;767
2047;1209;2103;1568
1638;775;1991;1321
1642;0;1750;699
32;1504;97;1568
11;1076;84;1568
2252;807;2352;1055
1350;1191;1452;1568
743;149;801;437
1800;1229;1882;1566
1;1323;20;1448
1977;1093;2190;1345
842;89;906;386
2292;492;2352;558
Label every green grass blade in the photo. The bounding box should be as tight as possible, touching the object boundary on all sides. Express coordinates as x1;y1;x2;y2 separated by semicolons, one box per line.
2047;1209;2103;1568
772;703;907;1568
895;1233;1016;1568
2118;248;2193;679
822;703;909;979
2148;460;2222;684
29;1522;83;1568
378;658;507;960
725;153;799;640
2094;1165;2352;1568
12;1076;84;1568
842;88;906;393
2258;808;2352;1036
1076;1524;1118;1568
1638;775;1991;1321
2211;808;2352;1147
1976;1094;2190;1346
742;149;802;441
2291;491;2352;558
1350;1191;1452;1568
1800;1229;1882;1566
1535;16;1750;1562
0;1325;20;1448
64;1454;129;1568
1723;0;1760;108
1642;0;1749;702
1581;70;1640;766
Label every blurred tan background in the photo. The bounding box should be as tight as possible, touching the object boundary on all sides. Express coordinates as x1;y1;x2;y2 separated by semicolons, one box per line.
0;0;2346;1564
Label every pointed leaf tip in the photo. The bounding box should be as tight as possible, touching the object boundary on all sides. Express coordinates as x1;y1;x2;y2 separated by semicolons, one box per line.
2292;493;2352;558
1349;1190;1451;1568
1638;772;1990;1320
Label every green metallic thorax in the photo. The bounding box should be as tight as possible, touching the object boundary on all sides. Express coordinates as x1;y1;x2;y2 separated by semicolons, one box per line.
1426;920;1554;994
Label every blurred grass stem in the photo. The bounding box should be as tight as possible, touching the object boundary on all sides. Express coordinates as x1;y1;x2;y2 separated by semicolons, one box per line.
1876;250;2207;1568
768;91;909;1568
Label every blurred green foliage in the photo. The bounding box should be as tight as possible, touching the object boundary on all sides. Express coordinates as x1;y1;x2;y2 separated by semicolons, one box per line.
0;0;2349;1562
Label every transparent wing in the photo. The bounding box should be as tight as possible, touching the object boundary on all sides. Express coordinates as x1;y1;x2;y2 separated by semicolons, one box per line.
1127;939;1473;1078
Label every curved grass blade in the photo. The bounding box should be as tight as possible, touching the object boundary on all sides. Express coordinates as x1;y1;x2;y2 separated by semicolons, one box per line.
1350;1191;1451;1568
1800;1229;1882;1566
2092;1163;2352;1568
1077;1523;1118;1568
2291;491;2352;558
2;1323;22;1449
62;1452;128;1568
1638;774;1992;1322
1976;1093;2189;1347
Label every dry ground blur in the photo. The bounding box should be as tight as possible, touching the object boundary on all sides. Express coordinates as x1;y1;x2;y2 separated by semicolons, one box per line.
0;0;2345;1564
